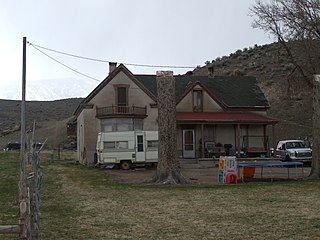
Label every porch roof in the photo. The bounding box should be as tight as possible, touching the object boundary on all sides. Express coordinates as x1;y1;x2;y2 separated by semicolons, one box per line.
176;112;278;124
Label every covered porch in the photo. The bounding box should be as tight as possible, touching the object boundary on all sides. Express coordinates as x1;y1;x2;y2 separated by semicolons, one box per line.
176;112;278;159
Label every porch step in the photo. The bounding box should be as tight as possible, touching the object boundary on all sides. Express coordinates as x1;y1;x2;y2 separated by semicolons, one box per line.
179;159;199;164
179;159;202;169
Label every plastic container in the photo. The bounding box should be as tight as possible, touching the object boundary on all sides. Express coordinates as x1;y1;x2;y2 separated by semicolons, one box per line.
243;166;255;178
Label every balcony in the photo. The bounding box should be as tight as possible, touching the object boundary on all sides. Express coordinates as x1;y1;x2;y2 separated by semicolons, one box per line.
96;105;147;119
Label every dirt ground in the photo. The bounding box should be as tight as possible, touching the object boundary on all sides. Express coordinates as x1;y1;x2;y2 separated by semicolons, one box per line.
104;167;216;185
103;165;311;185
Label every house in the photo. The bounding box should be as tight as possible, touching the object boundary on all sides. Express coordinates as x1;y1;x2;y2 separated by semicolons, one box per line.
74;63;277;166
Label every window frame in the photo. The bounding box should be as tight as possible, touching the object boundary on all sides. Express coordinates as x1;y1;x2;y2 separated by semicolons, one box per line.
192;89;203;112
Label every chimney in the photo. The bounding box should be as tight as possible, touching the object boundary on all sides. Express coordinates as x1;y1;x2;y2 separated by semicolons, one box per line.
109;62;117;74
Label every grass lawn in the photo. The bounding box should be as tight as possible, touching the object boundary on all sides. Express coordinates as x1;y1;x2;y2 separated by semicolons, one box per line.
0;152;319;240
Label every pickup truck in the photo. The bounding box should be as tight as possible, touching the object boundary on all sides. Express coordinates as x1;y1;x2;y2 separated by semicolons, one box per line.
274;140;312;165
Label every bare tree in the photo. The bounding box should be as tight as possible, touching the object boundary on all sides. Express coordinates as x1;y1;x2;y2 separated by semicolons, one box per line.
152;71;190;184
250;0;320;83
250;0;320;178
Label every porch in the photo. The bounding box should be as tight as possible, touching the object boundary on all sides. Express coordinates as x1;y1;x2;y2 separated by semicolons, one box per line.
176;112;278;159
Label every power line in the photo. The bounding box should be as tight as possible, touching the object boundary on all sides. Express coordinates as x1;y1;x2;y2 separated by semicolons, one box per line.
28;42;196;69
29;43;101;82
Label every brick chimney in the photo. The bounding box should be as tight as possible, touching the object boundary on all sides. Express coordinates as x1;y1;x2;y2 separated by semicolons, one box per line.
109;62;117;74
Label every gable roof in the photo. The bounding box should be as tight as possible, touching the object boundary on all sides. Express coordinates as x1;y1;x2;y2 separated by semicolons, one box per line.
75;64;270;116
74;64;157;116
134;74;270;109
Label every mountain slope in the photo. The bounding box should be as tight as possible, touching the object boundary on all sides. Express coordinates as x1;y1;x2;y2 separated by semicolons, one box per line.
194;42;314;142
0;98;83;148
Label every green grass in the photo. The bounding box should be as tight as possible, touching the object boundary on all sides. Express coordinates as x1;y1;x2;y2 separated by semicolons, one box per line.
0;152;19;223
0;152;320;239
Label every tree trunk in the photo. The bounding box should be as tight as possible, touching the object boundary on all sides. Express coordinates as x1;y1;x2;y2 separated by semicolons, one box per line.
309;75;320;179
152;71;190;184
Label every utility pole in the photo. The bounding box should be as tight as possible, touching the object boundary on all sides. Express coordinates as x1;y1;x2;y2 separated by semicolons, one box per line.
19;36;29;239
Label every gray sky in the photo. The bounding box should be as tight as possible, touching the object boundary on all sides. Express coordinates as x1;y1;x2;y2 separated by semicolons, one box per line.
0;0;273;86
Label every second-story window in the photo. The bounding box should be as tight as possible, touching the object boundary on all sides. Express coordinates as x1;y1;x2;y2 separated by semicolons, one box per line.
193;90;202;112
115;85;128;113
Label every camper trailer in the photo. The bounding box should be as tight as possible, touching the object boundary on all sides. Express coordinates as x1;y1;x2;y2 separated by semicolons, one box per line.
95;131;158;170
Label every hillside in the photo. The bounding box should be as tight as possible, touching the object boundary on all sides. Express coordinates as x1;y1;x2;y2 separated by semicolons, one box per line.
0;42;316;149
0;98;83;149
193;42;315;142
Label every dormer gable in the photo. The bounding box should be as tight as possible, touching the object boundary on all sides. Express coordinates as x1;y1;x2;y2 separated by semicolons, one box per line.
176;81;224;112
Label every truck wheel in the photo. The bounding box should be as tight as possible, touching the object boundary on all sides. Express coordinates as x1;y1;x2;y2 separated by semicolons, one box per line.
120;161;132;170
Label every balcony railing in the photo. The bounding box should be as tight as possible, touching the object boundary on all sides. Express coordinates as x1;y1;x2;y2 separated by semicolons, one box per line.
96;105;147;118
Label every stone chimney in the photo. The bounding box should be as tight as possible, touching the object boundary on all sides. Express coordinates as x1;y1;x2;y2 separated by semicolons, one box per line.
109;62;117;74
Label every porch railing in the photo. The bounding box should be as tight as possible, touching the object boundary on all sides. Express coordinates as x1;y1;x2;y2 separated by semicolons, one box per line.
96;105;147;118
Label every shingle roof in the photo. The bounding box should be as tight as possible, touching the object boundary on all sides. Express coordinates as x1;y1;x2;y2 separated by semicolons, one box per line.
75;64;270;116
134;74;269;108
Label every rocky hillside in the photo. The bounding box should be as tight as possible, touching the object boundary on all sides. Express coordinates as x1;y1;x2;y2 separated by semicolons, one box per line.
193;41;316;142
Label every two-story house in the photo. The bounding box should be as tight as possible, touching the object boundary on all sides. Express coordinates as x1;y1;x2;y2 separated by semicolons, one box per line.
74;63;277;166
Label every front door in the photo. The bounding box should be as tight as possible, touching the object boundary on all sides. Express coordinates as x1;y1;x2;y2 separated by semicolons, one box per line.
183;129;195;158
135;132;146;162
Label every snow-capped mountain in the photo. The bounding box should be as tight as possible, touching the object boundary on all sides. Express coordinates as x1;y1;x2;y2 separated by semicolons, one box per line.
0;78;99;101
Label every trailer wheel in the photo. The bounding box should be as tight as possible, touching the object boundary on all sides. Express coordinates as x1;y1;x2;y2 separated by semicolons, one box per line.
120;161;132;170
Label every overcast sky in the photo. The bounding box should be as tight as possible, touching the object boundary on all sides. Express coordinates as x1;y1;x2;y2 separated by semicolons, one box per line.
0;0;273;87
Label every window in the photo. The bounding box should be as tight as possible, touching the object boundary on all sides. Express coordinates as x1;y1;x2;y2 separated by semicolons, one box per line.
193;90;202;112
137;135;144;152
116;119;132;131
104;141;115;149
104;141;128;150
134;119;143;130
147;140;158;150
101;118;143;132
101;119;113;132
115;85;128;113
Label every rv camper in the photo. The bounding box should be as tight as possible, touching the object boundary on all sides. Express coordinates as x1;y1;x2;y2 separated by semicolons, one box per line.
95;131;158;170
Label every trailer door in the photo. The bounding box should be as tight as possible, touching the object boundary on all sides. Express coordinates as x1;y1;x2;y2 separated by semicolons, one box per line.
135;132;146;162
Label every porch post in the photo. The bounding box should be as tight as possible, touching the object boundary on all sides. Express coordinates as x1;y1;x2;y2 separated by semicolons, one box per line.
201;124;204;158
263;125;267;152
236;124;241;158
272;124;276;151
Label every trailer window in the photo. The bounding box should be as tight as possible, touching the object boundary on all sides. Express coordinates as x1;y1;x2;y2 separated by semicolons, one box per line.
137;135;144;152
104;141;128;150
147;140;158;150
104;142;115;149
